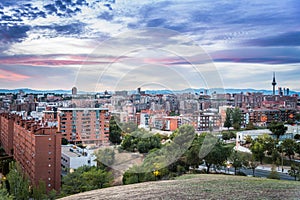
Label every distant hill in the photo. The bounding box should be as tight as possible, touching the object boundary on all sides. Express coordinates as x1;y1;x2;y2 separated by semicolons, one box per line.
58;174;300;200
0;87;299;96
143;88;300;96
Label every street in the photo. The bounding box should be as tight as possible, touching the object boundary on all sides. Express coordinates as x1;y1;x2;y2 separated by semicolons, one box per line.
197;165;296;181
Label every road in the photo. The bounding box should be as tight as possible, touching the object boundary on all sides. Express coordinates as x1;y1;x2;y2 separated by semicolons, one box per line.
239;168;295;181
197;165;295;181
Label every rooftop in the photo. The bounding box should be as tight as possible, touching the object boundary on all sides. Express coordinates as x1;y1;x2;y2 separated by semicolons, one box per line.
58;107;109;111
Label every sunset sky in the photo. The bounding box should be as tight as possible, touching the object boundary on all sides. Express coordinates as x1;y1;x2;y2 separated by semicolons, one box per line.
0;0;300;92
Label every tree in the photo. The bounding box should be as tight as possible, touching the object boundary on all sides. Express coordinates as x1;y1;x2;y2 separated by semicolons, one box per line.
222;132;231;141
203;141;231;173
295;113;300;122
48;189;58;200
244;135;253;144
109;116;122;145
0;187;13;200
121;122;138;133
32;180;47;200
81;167;113;190
120;129;161;154
95;148;115;170
229;150;244;175
295;142;300;155
61;166;113;196
247;156;259;176
250;134;276;164
281;138;297;161
271;149;281;167
260;134;276;156
61;138;69;145
250;140;265;164
185;134;205;169
232;108;242;130
224;108;232;130
288;162;300;181
6;162;30;200
268;121;287;140
245;121;256;130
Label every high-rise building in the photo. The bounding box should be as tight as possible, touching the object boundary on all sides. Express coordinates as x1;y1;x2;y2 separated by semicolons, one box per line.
72;86;77;96
278;87;283;96
272;72;277;95
58;108;110;146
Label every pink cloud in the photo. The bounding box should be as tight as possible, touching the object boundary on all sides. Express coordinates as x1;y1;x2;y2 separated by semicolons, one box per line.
0;69;30;81
0;55;115;66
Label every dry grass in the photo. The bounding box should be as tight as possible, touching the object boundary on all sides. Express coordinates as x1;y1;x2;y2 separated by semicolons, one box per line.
110;150;143;185
59;174;300;200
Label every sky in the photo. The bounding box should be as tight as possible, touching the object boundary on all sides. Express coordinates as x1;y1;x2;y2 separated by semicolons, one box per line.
0;0;300;92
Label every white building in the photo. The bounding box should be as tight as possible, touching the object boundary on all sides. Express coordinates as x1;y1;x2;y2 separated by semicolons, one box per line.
286;124;300;137
139;113;149;128
236;129;272;144
61;145;97;171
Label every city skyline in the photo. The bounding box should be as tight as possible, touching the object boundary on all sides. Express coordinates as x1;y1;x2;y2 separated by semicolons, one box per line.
0;0;300;91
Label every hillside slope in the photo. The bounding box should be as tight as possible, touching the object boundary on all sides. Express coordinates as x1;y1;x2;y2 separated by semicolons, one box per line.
59;174;300;200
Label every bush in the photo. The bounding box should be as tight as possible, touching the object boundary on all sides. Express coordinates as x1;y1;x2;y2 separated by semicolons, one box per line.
294;134;300;140
267;167;280;180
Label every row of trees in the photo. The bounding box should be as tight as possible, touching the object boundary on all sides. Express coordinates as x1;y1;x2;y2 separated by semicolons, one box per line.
248;133;300;180
122;125;250;184
250;134;300;164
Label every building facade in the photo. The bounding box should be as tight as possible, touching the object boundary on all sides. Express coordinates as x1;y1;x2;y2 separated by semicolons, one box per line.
58;108;110;146
0;113;15;155
0;113;61;192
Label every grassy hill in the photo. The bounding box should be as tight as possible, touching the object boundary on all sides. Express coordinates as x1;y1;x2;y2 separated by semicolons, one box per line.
59;174;300;200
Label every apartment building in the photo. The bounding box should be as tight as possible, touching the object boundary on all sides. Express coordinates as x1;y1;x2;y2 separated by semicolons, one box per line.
0;113;62;192
0;113;15;155
57;108;110;146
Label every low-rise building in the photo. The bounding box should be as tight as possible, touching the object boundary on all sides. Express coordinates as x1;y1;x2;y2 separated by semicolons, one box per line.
236;129;272;144
61;145;97;171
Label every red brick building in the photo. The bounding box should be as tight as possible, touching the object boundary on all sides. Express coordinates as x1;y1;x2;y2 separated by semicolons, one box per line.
58;108;110;146
0;113;15;155
0;113;61;192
